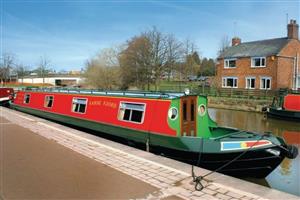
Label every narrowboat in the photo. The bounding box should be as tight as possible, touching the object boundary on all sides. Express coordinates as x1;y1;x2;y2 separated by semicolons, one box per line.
266;93;300;121
11;88;298;178
0;87;14;106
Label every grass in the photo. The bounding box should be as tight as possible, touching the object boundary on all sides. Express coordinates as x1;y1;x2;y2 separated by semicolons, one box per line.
1;82;53;88
148;80;201;92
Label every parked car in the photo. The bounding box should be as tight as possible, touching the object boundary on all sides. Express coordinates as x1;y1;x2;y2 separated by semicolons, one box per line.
187;75;198;81
197;76;208;81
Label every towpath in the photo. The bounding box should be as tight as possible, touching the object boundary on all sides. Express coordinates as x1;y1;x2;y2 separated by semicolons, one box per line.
0;107;298;199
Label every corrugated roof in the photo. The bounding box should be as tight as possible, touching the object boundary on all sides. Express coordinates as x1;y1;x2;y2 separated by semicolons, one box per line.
219;37;290;58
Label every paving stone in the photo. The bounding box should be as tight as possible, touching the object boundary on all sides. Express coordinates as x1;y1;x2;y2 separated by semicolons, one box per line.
179;190;193;197
147;178;161;185
149;165;161;169
201;194;218;200
170;171;180;176
192;190;204;196
216;188;228;194
157;182;169;188
147;168;158;173
160;169;173;174
207;184;219;191
155;176;175;184
176;174;188;179
190;195;202;200
137;174;148;179
202;188;217;196
226;191;244;199
168;175;181;182
241;196;254;200
215;193;232;200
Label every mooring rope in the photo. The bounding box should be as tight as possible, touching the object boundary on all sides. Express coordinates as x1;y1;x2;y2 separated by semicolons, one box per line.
191;132;271;191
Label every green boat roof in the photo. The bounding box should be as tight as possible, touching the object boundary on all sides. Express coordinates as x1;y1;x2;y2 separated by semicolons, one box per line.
22;88;197;100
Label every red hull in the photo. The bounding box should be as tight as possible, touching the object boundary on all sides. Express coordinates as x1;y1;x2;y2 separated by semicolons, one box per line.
283;94;300;112
0;88;13;103
13;91;176;136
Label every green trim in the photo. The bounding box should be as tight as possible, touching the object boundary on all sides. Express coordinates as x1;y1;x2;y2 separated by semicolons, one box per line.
167;99;181;136
196;96;212;138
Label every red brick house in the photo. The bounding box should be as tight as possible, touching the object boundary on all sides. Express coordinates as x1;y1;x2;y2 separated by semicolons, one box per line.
217;19;300;90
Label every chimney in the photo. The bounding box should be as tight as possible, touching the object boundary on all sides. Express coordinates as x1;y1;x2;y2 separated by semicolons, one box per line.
287;19;299;40
232;37;241;46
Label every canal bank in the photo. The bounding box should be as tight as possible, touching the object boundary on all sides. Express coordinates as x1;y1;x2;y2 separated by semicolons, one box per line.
208;97;271;112
1;107;299;199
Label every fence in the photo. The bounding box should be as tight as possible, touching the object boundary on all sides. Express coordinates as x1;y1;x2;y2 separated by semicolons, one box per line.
195;87;279;100
157;84;281;100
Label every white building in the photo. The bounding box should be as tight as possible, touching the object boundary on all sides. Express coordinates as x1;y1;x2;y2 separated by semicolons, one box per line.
18;75;84;86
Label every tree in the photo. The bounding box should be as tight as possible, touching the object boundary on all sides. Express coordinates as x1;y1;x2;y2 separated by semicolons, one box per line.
165;34;183;81
143;27;169;90
180;39;200;80
84;48;121;89
0;53;15;84
119;27;172;90
15;64;29;84
218;35;231;57
37;56;51;85
119;36;152;89
199;57;216;76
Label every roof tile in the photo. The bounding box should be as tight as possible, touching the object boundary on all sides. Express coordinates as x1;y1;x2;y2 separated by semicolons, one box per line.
219;37;290;58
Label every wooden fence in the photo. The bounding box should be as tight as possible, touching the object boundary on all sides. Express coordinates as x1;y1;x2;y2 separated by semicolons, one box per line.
158;84;281;99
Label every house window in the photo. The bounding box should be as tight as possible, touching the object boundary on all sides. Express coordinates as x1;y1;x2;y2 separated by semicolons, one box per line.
224;59;237;68
251;57;266;67
44;96;54;108
72;98;87;113
246;77;256;89
118;102;145;123
24;94;30;104
222;77;238;88
260;77;271;90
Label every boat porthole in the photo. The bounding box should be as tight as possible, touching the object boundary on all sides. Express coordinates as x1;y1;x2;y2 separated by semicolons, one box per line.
168;107;178;120
198;104;206;116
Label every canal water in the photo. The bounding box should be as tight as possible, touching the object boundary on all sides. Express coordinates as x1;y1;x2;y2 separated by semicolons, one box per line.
208;108;300;196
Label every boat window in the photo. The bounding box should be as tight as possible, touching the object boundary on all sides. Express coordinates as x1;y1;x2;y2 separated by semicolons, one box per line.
183;101;187;121
191;101;195;121
168;107;178;120
24;94;30;104
44;96;54;108
198;104;206;116
72;98;87;113
118;102;145;123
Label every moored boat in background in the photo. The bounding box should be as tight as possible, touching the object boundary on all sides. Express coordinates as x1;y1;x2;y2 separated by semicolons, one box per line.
0;88;14;106
10;88;298;178
266;91;300;121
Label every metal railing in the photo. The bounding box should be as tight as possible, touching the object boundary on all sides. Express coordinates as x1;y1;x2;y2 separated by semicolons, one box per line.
22;87;186;99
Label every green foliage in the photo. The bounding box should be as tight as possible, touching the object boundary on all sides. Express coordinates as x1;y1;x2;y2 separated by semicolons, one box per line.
84;48;121;89
199;58;216;76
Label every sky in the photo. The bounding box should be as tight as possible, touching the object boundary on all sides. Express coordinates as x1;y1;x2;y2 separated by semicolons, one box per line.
1;0;299;71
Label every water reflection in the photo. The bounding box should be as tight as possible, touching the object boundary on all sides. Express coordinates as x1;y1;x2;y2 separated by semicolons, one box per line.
208;108;300;196
280;158;291;176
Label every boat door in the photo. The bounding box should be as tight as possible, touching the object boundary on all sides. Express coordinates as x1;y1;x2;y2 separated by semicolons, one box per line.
181;96;197;136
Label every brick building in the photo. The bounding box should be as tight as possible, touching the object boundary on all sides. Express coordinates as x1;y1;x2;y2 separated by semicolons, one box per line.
216;19;300;90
